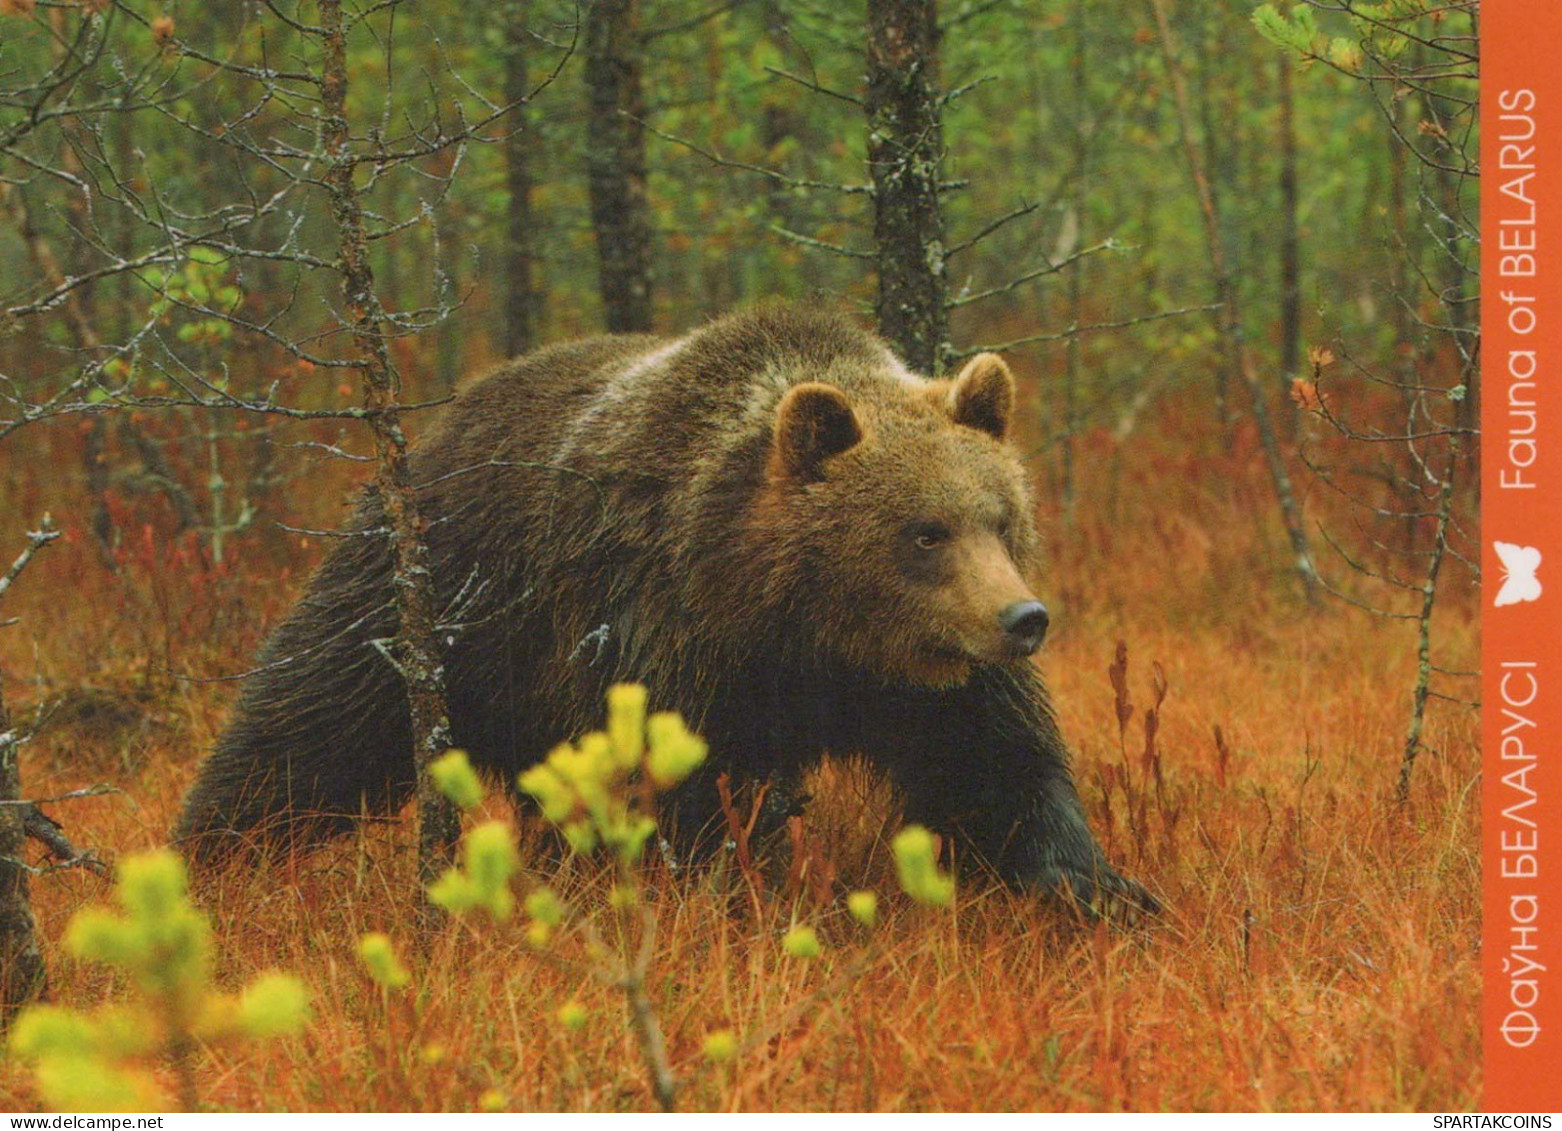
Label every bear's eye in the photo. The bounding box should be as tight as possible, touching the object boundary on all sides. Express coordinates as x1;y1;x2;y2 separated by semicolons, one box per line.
911;522;951;551
997;517;1012;541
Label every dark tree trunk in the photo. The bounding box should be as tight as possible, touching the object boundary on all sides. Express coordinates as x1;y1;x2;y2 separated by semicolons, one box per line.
865;0;948;375
0;524;57;1022
319;0;460;922
585;0;653;333
758;1;801;235
0;699;46;1022
504;0;538;357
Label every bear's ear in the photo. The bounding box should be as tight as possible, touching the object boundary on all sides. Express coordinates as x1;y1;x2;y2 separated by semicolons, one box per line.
771;382;863;481
947;353;1015;440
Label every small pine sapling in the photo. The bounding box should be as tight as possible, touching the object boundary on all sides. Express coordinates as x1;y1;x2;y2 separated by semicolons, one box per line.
373;688;960;1112
8;850;309;1112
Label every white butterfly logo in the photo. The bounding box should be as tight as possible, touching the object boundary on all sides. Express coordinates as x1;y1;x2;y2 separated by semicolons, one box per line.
1494;541;1542;607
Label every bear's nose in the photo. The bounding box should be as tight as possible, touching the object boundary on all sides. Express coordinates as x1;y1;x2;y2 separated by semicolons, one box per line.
998;600;1049;656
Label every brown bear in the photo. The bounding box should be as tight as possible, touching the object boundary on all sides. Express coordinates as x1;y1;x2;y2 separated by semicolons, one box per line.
177;305;1154;913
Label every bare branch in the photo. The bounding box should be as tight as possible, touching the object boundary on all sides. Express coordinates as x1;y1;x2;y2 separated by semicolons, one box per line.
769;223;873;260
763;65;864;107
945;199;1040;258
642;119;873;195
0;520;60;610
948;239;1116;308
951;303;1221;360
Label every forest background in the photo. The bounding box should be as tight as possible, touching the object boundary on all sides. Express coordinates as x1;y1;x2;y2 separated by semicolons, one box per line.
0;0;1480;1113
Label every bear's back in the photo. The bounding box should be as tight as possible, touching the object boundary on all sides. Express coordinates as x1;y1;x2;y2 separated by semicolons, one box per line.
418;306;918;506
418;333;668;479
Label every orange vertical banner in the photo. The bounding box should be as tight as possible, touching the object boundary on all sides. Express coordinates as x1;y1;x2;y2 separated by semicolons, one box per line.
1483;0;1562;1112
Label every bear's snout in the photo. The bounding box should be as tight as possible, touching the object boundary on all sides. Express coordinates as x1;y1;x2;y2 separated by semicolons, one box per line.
998;600;1049;657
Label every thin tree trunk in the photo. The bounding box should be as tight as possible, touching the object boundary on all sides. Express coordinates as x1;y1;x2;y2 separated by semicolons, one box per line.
585;0;653;333
1193;13;1231;433
1062;0;1086;525
318;0;459;922
866;0;948;374
83;417;114;566
1277;52;1301;383
759;2;799;239
504;0;538;358
1426;92;1477;440
0;522;57;1022
1396;461;1455;806
0;692;46;1022
60;76;115;565
434;200;463;393
1151;0;1318;598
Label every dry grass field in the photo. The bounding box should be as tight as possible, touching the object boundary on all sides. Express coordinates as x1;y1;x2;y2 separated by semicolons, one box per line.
0;390;1480;1112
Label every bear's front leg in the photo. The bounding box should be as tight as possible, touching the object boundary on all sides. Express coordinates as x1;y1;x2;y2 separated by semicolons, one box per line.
869;665;1159;918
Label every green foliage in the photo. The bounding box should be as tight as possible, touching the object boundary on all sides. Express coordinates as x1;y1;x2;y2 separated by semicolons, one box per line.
846;890;878;928
363;686;717;1103
144;253;243;353
429;748;485;811
8;850;309;1112
1251;2;1366;70
523;886;566;946
525;886;565;926
781;924;821;960
358;932;412;991
427;820;521;921
645;713;709;790
238;973;313;1039
1253;1;1450;71
8;1009;161;1113
701;1028;738;1064
516;683;706;860
1252;4;1320;55
892;826;955;908
606;682;648;769
66;851;211;1018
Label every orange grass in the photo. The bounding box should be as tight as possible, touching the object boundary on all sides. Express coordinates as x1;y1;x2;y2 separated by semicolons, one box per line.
0;393;1480;1112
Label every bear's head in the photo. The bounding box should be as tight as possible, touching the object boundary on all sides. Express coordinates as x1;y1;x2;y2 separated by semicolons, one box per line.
760;352;1046;688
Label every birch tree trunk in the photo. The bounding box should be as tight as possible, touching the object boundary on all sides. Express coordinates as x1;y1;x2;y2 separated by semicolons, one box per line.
318;0;460;918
